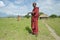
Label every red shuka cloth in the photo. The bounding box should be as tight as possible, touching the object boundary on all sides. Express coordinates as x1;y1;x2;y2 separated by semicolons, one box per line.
31;7;39;34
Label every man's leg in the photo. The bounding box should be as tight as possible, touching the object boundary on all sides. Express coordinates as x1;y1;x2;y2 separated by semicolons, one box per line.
31;20;35;34
34;19;38;35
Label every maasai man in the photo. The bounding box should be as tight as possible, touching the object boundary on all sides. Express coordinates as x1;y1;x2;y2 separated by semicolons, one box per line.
31;2;39;35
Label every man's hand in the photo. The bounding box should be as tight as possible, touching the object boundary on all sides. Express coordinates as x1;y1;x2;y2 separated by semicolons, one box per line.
32;26;35;30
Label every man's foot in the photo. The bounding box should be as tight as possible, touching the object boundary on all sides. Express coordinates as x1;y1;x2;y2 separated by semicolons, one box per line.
32;32;38;36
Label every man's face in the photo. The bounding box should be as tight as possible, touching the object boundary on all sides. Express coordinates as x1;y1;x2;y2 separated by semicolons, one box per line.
33;3;36;7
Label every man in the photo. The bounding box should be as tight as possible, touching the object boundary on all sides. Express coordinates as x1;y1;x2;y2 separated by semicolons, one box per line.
31;2;39;35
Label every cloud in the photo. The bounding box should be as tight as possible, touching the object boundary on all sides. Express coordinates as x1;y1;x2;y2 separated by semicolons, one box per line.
14;0;24;4
36;0;60;15
0;0;60;17
0;1;5;7
0;2;29;16
37;0;53;10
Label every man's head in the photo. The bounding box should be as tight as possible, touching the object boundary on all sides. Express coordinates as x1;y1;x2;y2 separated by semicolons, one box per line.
33;2;36;8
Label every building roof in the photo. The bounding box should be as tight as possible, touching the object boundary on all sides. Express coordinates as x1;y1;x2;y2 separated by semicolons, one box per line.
39;14;49;17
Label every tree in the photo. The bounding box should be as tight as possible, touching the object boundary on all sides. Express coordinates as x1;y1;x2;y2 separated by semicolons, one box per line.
58;16;60;18
24;15;30;18
39;12;44;15
49;14;57;18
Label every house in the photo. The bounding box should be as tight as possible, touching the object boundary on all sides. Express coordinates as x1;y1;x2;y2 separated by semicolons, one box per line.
39;14;49;19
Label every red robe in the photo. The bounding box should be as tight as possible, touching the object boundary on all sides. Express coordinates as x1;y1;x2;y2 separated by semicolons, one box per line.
31;7;39;34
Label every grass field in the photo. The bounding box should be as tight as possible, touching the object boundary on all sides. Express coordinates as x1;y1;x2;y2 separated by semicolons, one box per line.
0;18;55;40
45;18;60;36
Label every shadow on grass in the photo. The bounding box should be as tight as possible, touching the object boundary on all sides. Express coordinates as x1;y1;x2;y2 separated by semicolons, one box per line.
25;26;32;34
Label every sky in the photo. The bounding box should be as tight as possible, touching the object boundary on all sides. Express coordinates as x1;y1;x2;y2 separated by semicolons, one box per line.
0;0;60;17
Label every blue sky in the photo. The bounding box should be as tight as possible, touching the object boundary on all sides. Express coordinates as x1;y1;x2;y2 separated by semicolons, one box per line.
0;0;60;17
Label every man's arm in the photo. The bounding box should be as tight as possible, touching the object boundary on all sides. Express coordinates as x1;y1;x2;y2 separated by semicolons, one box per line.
27;12;33;16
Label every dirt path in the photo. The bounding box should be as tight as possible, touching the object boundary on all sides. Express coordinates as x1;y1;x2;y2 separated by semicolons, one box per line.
42;20;60;40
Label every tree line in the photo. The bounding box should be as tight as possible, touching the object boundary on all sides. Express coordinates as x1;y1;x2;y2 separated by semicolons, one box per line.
24;12;60;18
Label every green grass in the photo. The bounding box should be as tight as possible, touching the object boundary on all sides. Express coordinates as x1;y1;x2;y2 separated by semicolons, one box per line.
45;18;60;36
0;18;55;40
